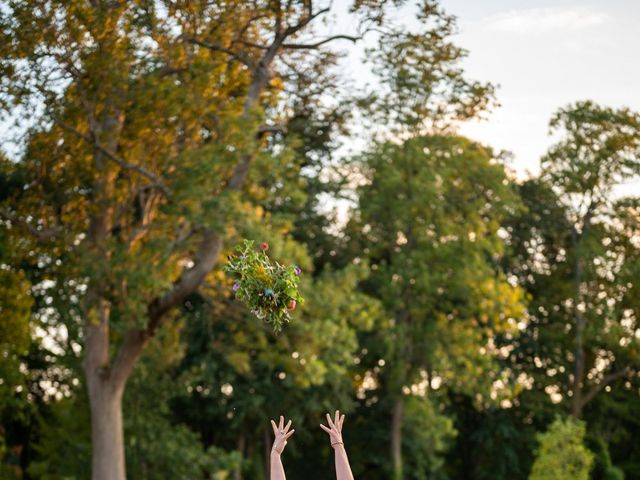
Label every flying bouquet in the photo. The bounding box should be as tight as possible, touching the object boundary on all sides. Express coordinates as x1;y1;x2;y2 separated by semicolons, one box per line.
224;239;304;332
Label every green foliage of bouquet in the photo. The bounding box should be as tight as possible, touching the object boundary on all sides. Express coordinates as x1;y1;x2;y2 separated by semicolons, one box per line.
224;239;304;332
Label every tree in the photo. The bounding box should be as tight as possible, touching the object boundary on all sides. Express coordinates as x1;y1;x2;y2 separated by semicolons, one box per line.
529;417;593;480
0;178;34;478
363;0;495;138
504;102;640;421
348;135;525;479
492;102;640;479
0;2;384;478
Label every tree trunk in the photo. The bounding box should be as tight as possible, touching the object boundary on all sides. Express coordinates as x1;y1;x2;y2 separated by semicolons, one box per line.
234;429;246;480
88;379;126;480
263;427;271;480
83;300;145;480
391;398;404;480
570;231;586;418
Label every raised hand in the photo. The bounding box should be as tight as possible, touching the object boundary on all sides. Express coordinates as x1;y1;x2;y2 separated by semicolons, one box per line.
320;410;354;480
270;415;295;455
320;410;345;448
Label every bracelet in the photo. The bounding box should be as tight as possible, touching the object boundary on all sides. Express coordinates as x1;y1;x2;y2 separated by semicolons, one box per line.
331;441;344;447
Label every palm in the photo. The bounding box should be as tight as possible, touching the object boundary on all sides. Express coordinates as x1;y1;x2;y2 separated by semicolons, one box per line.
271;416;295;455
320;410;345;446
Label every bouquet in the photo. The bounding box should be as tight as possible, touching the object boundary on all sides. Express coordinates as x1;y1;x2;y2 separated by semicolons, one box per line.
224;239;304;332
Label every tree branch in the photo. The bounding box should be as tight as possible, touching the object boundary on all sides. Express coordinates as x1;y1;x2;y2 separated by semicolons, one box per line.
109;328;148;394
257;124;287;137
580;367;629;408
0;209;62;242
183;36;254;68
141;1;334;336
282;34;361;50
147;230;224;327
283;6;330;37
55;119;171;197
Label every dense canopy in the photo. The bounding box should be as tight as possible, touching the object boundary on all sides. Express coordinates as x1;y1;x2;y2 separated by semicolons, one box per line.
1;1;639;480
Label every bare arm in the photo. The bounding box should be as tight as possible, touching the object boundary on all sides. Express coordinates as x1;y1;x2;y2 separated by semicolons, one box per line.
270;416;295;480
321;410;354;480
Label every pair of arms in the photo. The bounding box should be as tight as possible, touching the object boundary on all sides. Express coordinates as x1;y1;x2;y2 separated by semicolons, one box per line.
270;410;354;480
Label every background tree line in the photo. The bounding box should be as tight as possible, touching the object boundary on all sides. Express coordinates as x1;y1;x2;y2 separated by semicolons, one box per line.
1;1;639;479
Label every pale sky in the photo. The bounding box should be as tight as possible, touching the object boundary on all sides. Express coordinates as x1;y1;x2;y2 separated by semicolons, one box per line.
3;2;639;194
447;0;640;189
327;0;640;196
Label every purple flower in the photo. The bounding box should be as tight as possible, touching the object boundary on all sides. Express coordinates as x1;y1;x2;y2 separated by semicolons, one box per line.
294;265;302;275
232;282;241;292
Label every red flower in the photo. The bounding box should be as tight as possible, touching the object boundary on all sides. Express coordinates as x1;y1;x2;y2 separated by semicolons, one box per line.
260;242;269;251
287;299;297;311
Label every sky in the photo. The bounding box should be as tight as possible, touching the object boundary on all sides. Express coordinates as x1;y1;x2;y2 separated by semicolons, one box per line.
446;0;640;189
328;0;640;196
3;1;639;194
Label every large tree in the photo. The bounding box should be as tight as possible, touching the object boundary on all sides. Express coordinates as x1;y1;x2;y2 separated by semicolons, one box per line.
504;102;640;421
0;1;387;478
540;101;640;419
346;135;526;479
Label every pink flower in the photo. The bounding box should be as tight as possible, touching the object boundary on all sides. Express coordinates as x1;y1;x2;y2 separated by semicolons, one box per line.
260;242;269;251
287;299;296;311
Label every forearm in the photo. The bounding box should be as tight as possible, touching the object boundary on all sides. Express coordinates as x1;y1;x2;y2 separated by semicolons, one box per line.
333;444;354;480
270;451;286;480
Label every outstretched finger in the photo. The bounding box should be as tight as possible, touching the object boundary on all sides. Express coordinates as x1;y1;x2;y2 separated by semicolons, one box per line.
334;410;340;427
320;423;332;434
279;416;284;430
326;413;335;429
284;419;292;433
271;419;279;435
284;429;295;440
339;414;345;430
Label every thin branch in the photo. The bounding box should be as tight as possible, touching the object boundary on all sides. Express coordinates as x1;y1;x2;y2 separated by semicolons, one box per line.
239;39;269;50
580;367;629;408
282;6;330;37
183;36;254;68
156;65;189;77
282;34;361;50
55;119;171;197
0;209;62;242
257;124;287;137
233;13;270;43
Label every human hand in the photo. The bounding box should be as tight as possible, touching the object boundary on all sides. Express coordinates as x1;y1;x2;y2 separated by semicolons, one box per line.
271;416;295;455
320;410;345;448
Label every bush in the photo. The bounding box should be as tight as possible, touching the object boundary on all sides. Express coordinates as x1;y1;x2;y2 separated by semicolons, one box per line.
529;417;593;480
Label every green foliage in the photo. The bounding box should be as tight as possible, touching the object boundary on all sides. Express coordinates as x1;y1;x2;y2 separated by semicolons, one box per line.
0;267;31;357
444;393;540;480
542;101;640;197
402;396;456;480
224;240;304;332
529;417;594;480
365;1;495;134
27;395;92;480
352;134;526;396
1;0;640;479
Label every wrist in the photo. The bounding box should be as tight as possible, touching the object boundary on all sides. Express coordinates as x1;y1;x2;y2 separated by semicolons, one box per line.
271;448;282;457
331;441;344;449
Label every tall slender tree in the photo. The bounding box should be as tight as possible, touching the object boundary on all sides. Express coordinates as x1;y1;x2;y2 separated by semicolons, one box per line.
348;135;525;479
504;102;640;421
